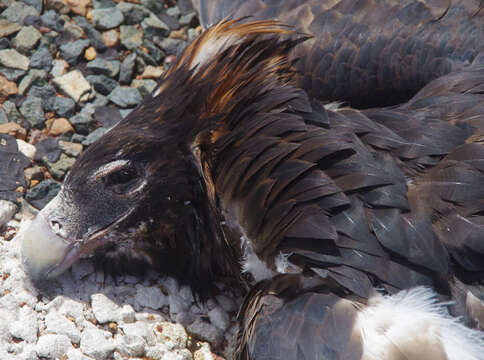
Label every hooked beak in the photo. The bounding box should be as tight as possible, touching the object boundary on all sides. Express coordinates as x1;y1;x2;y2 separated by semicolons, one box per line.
21;213;81;281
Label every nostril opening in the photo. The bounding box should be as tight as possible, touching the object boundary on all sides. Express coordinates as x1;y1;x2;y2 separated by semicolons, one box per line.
50;220;62;233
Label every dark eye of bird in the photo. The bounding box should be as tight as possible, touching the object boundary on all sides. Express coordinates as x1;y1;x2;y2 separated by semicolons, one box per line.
104;165;138;194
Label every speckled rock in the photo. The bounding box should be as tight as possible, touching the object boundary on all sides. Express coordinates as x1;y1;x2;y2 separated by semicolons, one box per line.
0;200;16;226
35;137;61;163
108;86;142;108
1;2;39;24
12;26;42;54
18;69;47;95
44;152;76;179
131;79;157;97
87;74;119;96
60;39;90;65
25;178;61;208
120;25;143;50
20;95;44;129
86;58;118;76
80;325;116;360
135;285;167;310
0;49;30;71
30;47;54;70
53;70;93;102
0;19;21;38
92;7;125;30
82;127;107;146
36;334;72;359
59;140;83;157
119;52;136;84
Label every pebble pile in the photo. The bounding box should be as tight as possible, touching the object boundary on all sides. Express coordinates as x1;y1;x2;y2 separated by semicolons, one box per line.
0;0;241;359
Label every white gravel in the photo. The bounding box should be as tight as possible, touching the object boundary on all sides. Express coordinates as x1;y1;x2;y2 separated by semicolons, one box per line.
0;214;242;359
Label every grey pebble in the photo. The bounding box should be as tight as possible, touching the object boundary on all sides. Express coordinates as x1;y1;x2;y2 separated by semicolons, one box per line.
30;47;53;71
92;7;125;30
44;153;76;180
25;179;61;209
41;10;64;32
0;67;26;81
119;108;134;118
142;13;170;37
36;334;72;360
18;69;47;95
93;0;116;9
20;95;44;129
187;317;222;348
23;0;43;13
87;58;120;77
50;59;67;77
0;49;30;71
73;16;106;51
35;137;61;162
131;79;157;97
120;25;144;50
53;96;76;117
119;52;137;84
12;26;42;54
71;133;87;143
0;108;8;124
156;37;187;56
82;127;107;146
134;285;167;310
93;105;122;128
1;2;39;24
120;4;149;25
60;39;90;66
2;100;24;123
0;38;10;50
108;86;142;108
208;307;231;331
0;200;16;226
69;113;94;135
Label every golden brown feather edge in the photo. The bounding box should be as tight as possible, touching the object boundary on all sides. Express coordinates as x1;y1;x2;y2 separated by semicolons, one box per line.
20;18;484;356
192;0;484;108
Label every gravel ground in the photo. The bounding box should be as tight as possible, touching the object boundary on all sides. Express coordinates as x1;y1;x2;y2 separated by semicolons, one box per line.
0;0;243;359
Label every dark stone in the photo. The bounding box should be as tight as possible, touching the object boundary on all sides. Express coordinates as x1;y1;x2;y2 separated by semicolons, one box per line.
82;127;107;146
30;47;53;71
93;105;122;129
92;0;116;9
25;179;61;209
108;86;142;108
73;16;106;51
0;67;26;81
86;74;118;95
92;7;124;30
155;37;187;56
143;40;164;63
40;10;64;32
0;38;10;50
34;137;61;163
71;133;86;143
0;108;7;124
177;0;194;15
2;101;24;124
140;0;164;14
119;52;136;85
19;96;45;129
0;134;30;202
60;39;90;66
158;14;180;30
123;6;148;25
28;84;56;111
23;15;42;27
2;2;39;24
86;58;120;77
97;47;120;61
53;96;76;117
69;113;94;135
21;0;43;13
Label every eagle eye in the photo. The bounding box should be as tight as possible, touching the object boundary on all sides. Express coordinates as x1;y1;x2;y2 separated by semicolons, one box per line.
103;163;139;195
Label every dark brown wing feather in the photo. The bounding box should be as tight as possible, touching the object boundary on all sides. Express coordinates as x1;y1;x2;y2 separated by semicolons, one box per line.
193;0;484;107
235;274;364;360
